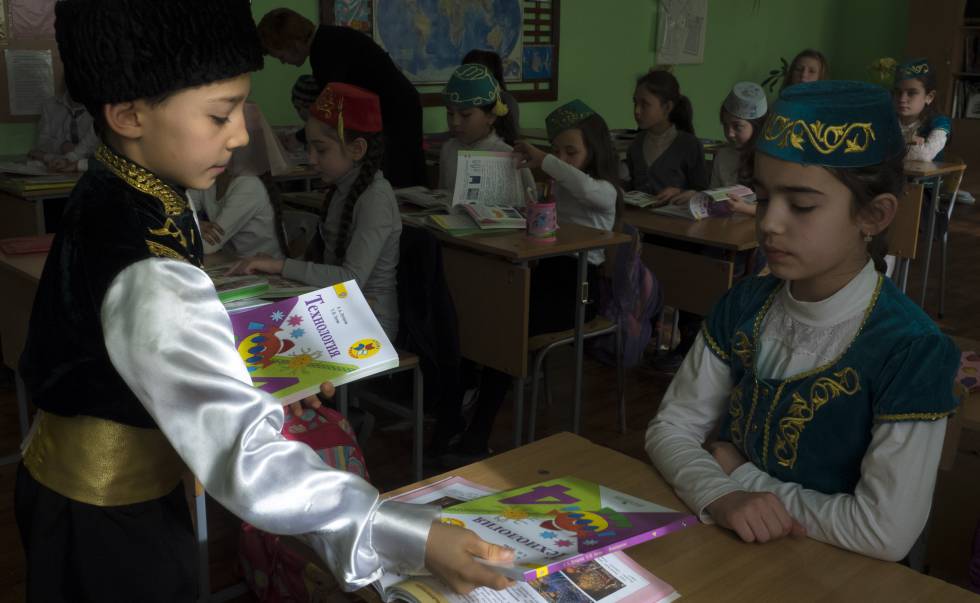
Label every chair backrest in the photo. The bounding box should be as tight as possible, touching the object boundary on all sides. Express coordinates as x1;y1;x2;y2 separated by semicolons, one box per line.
887;183;924;260
939;154;967;221
281;209;319;258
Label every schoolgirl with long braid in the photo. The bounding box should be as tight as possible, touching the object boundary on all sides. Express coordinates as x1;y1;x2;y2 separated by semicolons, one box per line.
235;83;403;340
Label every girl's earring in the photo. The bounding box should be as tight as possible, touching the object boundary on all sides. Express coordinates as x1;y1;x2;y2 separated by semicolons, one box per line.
862;231;873;243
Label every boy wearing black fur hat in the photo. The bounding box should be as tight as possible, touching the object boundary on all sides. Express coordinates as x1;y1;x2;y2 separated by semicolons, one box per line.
15;2;512;601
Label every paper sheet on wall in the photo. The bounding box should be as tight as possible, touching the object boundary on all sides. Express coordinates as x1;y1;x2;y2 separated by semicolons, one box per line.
9;0;55;39
656;0;707;65
0;0;8;45
4;48;53;115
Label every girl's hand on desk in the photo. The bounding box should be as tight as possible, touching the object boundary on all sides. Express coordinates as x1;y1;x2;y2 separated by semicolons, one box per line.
200;221;224;245
911;135;925;146
725;193;757;216
657;187;691;204
512;141;547;170
287;381;333;418
425;521;515;594
707;491;807;544
229;255;285;276
46;157;75;173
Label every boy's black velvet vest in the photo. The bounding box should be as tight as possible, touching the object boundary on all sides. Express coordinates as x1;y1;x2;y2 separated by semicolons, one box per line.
20;145;203;428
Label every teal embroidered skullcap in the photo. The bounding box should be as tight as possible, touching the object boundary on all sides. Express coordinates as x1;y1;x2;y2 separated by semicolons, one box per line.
442;63;508;116
757;80;904;168
545;99;597;140
723;82;767;120
895;57;931;82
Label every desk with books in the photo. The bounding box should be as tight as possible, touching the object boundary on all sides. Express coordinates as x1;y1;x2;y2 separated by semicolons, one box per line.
624;206;758;316
0;178;79;237
285;432;978;602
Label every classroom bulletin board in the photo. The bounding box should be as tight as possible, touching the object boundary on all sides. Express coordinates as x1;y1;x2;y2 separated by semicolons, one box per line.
320;0;561;106
0;0;62;123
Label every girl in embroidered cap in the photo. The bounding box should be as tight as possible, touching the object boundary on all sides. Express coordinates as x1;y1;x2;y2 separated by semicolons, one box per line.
711;81;768;216
646;81;960;562
17;2;514;600
233;83;403;341
439;63;534;199
893;58;952;162
444;101;622;463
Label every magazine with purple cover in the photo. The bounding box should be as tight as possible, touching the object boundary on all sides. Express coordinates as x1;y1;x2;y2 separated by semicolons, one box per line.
441;476;697;582
228;280;398;405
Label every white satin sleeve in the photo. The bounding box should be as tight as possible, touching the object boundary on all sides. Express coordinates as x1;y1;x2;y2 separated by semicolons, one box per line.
100;258;437;589
727;419;946;561
645;333;744;521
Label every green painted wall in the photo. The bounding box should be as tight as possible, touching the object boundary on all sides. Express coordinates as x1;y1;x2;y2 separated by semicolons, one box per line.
0;0;909;154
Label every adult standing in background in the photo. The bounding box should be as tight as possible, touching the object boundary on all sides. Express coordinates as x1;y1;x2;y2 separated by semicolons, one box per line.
257;8;427;187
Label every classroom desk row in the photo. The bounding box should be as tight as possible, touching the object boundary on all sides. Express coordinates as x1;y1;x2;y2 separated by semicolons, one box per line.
279;431;978;602
0;165;322;238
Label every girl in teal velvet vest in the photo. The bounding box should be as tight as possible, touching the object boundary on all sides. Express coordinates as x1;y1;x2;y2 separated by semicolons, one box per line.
646;81;960;562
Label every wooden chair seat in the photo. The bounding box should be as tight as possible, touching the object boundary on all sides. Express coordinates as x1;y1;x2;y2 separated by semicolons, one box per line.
527;317;615;353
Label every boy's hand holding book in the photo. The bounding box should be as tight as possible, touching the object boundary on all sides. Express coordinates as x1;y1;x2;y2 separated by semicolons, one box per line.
424;521;515;594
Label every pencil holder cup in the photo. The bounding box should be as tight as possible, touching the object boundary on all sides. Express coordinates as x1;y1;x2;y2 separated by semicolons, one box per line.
526;202;558;243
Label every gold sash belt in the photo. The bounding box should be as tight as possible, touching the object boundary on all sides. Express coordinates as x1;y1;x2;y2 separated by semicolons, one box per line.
23;411;186;507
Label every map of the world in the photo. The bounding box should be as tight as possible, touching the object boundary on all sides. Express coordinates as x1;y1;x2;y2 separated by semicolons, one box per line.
373;0;524;84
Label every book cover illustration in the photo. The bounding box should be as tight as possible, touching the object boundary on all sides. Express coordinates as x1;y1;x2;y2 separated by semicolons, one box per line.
229;281;398;405
441;476;696;581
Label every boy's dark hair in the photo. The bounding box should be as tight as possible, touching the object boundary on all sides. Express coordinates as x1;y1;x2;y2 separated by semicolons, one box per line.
463;49;508;91
635;70;695;135
313;129;385;262
782;49;829;89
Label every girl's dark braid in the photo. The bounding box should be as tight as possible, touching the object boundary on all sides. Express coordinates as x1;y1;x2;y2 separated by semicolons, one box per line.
259;172;289;257
333;132;385;262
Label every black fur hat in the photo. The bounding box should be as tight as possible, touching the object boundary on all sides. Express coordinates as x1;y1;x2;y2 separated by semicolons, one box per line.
55;0;264;118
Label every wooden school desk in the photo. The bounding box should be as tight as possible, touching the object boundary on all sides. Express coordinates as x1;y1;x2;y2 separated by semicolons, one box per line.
0;249;45;464
0;182;78;237
624;206;758;316
903;159;967;307
424;223;628;445
382;432;977;602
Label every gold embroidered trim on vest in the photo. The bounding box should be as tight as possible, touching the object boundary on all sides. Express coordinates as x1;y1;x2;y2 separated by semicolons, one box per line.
733;331;753;367
759;275;884;465
728;384;746;448
148;217;190;249
146;240;186;261
701;324;729;362
96;145;187;216
773;368;862;468
22;410;186;507
875;410;956;422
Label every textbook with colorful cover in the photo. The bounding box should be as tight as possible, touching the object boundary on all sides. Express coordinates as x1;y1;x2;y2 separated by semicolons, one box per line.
460;203;526;229
375;476;681;603
651;184;756;220
227;281;398;405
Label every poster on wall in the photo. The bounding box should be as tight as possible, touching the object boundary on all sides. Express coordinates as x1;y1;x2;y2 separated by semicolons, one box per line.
656;0;707;65
373;0;523;84
334;0;370;32
9;0;55;39
522;45;552;80
0;0;8;46
5;48;53;115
